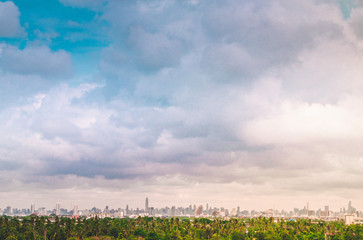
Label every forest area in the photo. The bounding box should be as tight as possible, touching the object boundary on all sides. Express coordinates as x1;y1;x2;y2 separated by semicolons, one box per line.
1;216;363;240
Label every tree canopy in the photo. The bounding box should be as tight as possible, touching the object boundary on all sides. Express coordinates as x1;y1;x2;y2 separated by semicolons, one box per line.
0;216;360;240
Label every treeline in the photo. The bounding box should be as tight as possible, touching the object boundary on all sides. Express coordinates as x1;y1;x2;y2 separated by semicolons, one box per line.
0;216;363;239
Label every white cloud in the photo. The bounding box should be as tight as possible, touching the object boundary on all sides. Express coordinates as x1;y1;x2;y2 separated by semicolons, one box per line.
244;101;354;146
0;1;25;37
0;44;72;78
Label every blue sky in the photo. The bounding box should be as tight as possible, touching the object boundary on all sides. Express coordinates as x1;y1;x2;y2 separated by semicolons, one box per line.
1;0;363;211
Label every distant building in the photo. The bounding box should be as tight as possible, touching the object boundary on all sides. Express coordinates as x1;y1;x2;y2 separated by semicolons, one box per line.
56;203;60;216
346;215;356;225
230;208;237;216
320;211;330;217
104;206;109;213
195;205;203;216
171;206;176;216
145;197;149;213
115;210;124;218
73;205;78;216
308;210;315;217
355;218;363;224
5;206;11;216
348;201;356;214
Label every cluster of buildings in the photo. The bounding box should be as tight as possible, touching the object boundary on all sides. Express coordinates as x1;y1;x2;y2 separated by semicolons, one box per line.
1;198;363;224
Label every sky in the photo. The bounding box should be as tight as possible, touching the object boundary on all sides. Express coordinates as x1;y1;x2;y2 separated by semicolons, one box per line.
1;0;363;212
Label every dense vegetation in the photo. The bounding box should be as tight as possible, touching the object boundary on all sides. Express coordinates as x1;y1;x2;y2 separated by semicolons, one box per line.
0;216;362;240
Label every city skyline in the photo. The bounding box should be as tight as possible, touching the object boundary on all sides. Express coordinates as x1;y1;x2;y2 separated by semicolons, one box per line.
2;0;363;209
1;198;361;221
0;198;360;215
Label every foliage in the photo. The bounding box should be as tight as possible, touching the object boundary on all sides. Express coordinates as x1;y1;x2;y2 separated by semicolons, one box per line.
0;216;360;240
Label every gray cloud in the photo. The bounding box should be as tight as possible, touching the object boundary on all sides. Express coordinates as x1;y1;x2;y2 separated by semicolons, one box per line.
127;27;185;71
200;0;343;82
0;1;25;38
99;0;345;98
348;5;363;39
0;44;72;78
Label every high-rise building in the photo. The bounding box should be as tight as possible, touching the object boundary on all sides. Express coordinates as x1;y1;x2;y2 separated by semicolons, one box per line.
104;206;109;213
31;204;35;214
145;197;149;213
6;206;12;216
171;206;176;216
230;208;237;216
73;205;78;216
56;203;60;216
348;201;356;214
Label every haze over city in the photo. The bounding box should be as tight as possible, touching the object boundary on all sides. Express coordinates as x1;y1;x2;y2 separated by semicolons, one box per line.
1;0;363;211
1;197;361;220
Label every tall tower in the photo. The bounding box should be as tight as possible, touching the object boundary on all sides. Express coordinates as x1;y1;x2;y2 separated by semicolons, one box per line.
145;197;149;213
73;205;78;216
56;203;60;216
31;204;35;214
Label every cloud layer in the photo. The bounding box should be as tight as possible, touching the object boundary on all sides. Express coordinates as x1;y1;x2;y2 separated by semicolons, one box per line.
1;0;363;210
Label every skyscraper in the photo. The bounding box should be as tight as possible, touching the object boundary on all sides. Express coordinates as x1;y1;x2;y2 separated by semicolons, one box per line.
348;201;356;214
104;205;109;213
171;206;176;216
73;205;78;216
145;197;149;213
6;206;12;216
56;203;60;216
31;204;35;214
